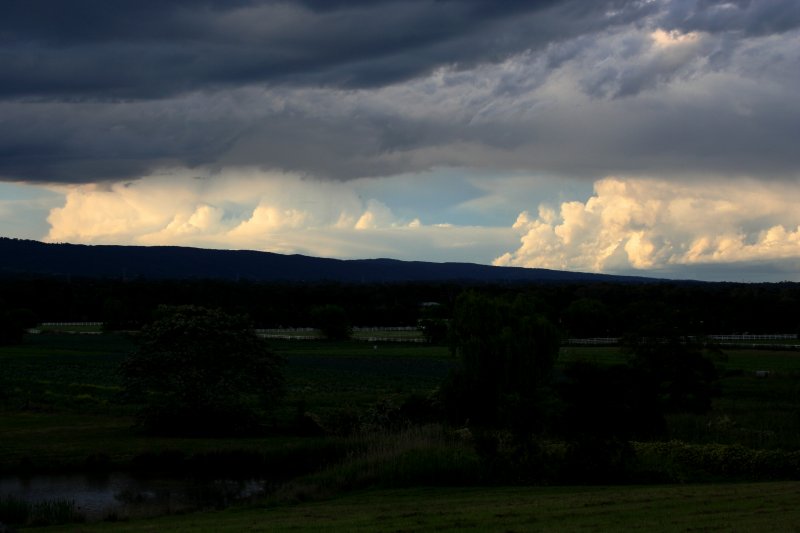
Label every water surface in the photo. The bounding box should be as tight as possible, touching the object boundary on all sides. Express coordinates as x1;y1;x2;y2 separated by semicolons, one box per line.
0;472;268;521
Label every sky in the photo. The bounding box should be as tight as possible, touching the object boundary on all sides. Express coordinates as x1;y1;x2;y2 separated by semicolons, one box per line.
1;0;800;282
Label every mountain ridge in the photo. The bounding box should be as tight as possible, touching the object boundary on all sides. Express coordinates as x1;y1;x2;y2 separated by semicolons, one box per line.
0;237;658;284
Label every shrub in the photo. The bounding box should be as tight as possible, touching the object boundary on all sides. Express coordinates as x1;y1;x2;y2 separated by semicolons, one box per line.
624;333;718;414
120;306;284;436
274;426;481;502
310;305;351;340
632;440;800;482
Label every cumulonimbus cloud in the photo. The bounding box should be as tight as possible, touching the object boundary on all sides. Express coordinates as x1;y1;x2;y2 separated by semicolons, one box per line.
35;170;800;280
44;168;517;262
494;177;800;273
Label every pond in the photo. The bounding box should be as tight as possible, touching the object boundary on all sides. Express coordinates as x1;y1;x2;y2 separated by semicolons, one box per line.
0;472;270;522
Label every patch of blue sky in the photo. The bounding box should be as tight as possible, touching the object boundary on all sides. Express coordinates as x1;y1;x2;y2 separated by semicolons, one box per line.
352;168;593;227
0;181;63;240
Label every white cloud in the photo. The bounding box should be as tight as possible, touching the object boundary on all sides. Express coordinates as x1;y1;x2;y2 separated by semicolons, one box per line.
651;29;701;49
44;167;517;263
27;169;800;281
494;177;800;275
355;200;395;230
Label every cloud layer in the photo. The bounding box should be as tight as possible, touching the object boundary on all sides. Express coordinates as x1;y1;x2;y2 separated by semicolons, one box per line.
42;169;800;281
1;1;799;183
0;1;634;98
495;177;800;277
45;169;517;262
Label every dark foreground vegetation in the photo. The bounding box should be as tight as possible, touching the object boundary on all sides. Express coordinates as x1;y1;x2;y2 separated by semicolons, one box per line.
1;277;800;529
3;275;800;334
39;482;800;532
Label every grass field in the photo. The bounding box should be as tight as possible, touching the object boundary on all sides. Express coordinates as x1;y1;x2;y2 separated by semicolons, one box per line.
41;481;800;532
276;339;451;421
0;334;453;473
2;332;800;529
2;333;800;471
561;344;800;450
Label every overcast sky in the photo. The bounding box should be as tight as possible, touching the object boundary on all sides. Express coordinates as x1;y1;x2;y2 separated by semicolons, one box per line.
2;0;799;281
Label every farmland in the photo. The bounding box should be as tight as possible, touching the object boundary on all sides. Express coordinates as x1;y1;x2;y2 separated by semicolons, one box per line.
1;323;799;529
3;331;800;461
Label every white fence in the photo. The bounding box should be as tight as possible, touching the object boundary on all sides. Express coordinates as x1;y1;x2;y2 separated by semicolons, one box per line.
565;337;620;345
255;326;425;343
40;322;103;326
564;334;799;347
708;334;797;341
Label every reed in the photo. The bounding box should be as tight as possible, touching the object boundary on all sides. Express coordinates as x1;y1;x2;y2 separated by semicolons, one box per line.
0;494;84;527
273;425;480;502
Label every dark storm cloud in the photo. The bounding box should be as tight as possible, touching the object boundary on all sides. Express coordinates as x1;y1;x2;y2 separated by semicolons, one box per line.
0;0;694;101
1;0;799;184
0;0;655;182
662;0;800;37
0;0;574;99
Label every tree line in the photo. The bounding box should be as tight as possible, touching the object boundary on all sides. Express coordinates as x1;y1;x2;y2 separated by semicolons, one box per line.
1;277;799;340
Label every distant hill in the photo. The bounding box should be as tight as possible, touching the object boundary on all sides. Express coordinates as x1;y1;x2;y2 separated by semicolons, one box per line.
0;237;655;284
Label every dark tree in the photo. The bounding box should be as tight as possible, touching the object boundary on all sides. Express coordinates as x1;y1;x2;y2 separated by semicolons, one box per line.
120;306;284;435
417;301;450;344
417;318;449;344
562;297;610;338
310;304;351;340
442;292;560;433
0;307;36;346
624;329;719;414
558;361;665;440
555;361;666;483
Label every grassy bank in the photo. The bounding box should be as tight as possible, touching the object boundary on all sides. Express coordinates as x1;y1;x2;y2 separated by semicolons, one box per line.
42;481;800;532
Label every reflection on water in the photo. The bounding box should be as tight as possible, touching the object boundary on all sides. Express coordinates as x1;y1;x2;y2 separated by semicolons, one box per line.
0;473;268;521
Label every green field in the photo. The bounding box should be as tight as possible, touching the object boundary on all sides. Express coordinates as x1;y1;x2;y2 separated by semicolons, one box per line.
561;344;800;450
2;332;800;529
0;334;453;474
2;334;800;469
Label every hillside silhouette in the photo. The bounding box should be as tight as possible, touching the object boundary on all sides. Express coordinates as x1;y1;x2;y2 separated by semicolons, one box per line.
0;237;652;283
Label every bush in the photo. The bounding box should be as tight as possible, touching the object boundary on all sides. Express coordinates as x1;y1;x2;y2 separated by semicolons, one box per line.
0;307;36;345
471;430;563;484
310;305;351;340
561;437;636;483
557;362;666;440
120;306;284;435
418;318;449;344
274;425;481;502
632;440;800;482
624;334;719;414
